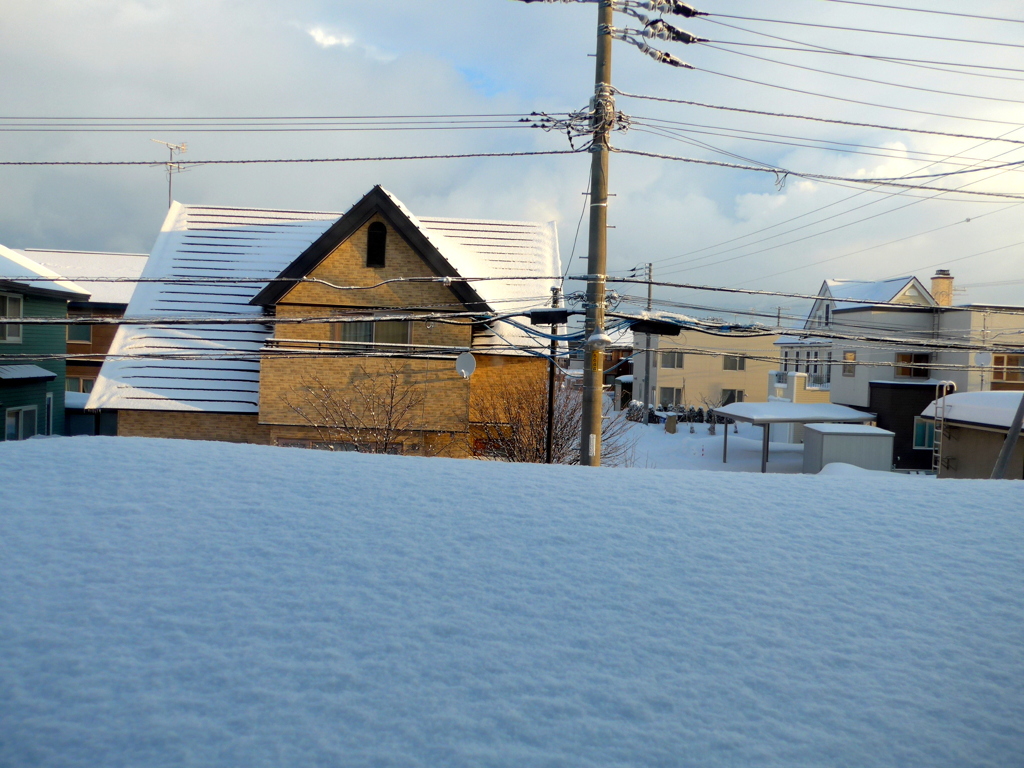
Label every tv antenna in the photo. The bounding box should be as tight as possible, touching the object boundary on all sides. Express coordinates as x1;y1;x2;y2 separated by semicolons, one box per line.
151;139;187;208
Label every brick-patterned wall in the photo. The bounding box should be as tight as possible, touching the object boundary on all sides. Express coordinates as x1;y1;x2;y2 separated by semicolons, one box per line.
260;356;472;432
469;355;548;424
118;410;274;444
279;215;465;311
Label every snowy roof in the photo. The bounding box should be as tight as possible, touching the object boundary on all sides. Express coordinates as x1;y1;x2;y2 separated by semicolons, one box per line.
0;364;57;381
821;276;935;312
19;248;148;306
804;423;894;436
86;203;340;413
253;186;560;355
921;391;1024;432
716;401;876;424
0;244;89;299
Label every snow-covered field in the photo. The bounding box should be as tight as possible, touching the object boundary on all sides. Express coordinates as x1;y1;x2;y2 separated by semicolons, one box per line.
2;437;1022;767
631;420;806;472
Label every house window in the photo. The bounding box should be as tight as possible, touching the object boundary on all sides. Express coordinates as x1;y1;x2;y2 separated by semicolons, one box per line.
824;305;831;326
721;389;744;405
366;222;387;268
913;417;935;450
5;406;38;441
782;350;789;372
660;351;684;369
65;377;96;393
723;355;745;371
67;324;92;343
333;318;411;347
993;354;1023;383
659;387;682;409
0;293;23;343
843;351;856;377
896;352;930;379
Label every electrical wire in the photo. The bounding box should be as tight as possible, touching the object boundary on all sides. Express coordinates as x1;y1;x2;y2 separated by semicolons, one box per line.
702;43;1024;106
613;89;1024;146
0;149;585;167
816;0;1024;24
706;13;1024;49
613;148;1024;200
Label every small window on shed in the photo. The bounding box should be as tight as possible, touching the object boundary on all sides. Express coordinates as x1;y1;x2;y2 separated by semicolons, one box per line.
366;222;387;268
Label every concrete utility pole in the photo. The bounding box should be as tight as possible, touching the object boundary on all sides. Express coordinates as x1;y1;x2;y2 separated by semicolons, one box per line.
991;391;1024;480
641;262;653;413
580;0;615;467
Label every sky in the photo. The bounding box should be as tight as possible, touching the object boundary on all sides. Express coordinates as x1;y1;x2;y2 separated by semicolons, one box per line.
1;0;1022;324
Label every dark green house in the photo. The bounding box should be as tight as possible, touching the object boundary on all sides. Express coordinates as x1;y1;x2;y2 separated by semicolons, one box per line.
1;245;89;441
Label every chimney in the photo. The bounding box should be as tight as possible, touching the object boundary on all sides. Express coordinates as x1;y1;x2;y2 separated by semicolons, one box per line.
931;269;954;307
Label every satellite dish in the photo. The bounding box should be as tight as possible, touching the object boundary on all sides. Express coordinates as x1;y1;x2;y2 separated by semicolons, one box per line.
456;351;477;379
976;352;993;367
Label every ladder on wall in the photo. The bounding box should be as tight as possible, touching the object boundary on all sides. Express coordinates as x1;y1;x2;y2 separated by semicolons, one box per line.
931;381;954;473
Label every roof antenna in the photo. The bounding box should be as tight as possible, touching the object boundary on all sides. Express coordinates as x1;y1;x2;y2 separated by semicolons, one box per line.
151;139;187;209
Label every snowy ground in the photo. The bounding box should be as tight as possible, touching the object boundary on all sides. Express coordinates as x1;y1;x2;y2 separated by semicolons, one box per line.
2;437;1022;767
631;420;806;472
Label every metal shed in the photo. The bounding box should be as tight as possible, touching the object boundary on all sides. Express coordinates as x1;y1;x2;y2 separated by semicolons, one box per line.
802;423;895;474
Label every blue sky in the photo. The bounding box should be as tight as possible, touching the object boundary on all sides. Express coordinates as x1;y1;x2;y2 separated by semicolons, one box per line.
1;0;1022;318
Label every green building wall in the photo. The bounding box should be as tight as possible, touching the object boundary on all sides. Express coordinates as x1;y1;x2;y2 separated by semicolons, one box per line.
1;292;68;439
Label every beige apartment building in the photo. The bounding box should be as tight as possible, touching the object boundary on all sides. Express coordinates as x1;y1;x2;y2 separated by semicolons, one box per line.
633;329;780;409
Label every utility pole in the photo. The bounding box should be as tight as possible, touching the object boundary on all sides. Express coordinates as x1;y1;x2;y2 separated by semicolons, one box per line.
580;0;615;467
546;286;561;464
641;262;653;415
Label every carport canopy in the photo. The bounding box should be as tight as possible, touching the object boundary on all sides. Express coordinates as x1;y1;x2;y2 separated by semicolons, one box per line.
715;401;876;473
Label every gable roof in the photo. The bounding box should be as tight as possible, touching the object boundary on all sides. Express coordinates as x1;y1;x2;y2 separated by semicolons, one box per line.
821;276;935;311
252;185;561;354
86;203;340;413
20;248;148;306
0;244;90;301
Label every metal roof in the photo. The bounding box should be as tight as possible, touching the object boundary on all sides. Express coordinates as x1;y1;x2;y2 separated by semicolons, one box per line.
0;364;57;381
20;248;148;306
0;244;90;299
86;203;340;413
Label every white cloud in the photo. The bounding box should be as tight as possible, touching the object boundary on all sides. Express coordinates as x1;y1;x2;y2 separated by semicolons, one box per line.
306;26;352;50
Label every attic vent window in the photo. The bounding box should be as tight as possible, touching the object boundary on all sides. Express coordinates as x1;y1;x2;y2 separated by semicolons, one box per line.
366;222;387;268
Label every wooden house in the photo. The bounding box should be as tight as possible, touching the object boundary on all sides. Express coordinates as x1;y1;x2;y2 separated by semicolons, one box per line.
0;245;90;440
87;187;561;456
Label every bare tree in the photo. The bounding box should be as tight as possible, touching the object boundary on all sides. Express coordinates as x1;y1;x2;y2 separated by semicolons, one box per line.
282;362;452;454
476;372;636;466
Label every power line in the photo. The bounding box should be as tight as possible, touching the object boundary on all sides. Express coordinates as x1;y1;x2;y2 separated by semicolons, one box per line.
613;89;1024;146
707;13;1024;49
817;0;1024;24
695;64;1024;127
709;40;1024;82
0;149;584;167
703;43;1024;105
613;148;1024;200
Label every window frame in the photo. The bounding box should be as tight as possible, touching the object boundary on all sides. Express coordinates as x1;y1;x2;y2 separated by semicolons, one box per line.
723;355;746;371
721;388;744;406
66;323;92;343
660;351;684;369
0;292;24;343
912;416;935;450
993;354;1023;383
366;221;387;268
332;315;412;348
5;405;38;441
842;351;856;377
895;352;931;379
658;387;682;410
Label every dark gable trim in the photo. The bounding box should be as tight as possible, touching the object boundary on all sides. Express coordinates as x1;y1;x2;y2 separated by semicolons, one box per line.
0;279;85;302
250;186;490;312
